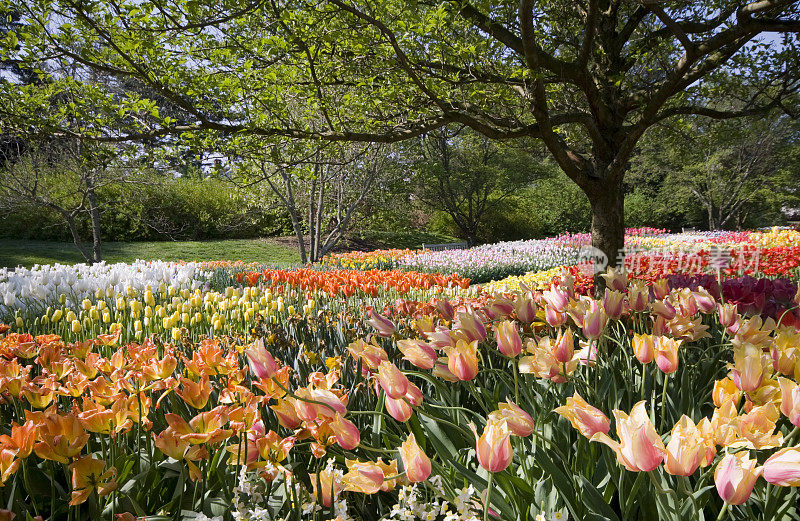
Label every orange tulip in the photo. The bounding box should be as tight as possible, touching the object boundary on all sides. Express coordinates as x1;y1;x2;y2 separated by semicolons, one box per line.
271;398;302;429
30;409;90;464
310;466;342;507
0;420;35;458
69;456;118;505
399;433;431;483
554;392;610;439
713;377;742;408
0;449;19;485
152;427;208;481
176;375;211;409
591;401;665;472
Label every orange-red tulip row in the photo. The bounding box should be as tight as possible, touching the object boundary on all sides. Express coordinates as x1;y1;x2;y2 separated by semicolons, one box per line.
235;268;471;297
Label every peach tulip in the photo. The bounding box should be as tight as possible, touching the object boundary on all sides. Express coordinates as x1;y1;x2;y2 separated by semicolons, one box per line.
544;305;567;327
763;448;800;486
454;309;487;342
366;309;396;338
492;398;534;437
554;392;610;439
552;328;574;364
712;377;742;408
385;395;413;422
542;284;569;312
377;361;409;400
582;300;607;340
664;415;706;476
628;281;650;312
513;290;537;324
495;321;523;357
715;451;762;505
779;377;800;427
245;340;279;380
603;289;626;320
471;418;512;473
654;337;681;374
342;459;385;494
732;342;767;392
330;413;360;450
445;339;479;381
632;333;655;364
591;401;665;472
310;467;342;507
600;267;627;292
397;339;437;370
399;433;431;483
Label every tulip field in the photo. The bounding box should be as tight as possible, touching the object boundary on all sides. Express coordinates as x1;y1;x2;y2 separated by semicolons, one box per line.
3;228;800;520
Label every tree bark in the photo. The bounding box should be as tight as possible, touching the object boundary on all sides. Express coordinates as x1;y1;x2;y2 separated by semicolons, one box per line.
585;177;625;295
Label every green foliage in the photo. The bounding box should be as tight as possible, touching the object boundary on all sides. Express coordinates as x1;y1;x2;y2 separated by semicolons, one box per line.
0;176;294;242
526;174;591;237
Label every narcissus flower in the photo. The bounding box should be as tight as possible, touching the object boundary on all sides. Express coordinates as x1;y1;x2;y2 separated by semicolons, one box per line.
398;433;431;483
554;393;610;439
591;401;665;472
715;451;761;505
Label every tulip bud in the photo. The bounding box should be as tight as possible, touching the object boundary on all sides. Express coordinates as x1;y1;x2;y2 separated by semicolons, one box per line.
71;319;82;334
718;303;738;329
654;337;681;374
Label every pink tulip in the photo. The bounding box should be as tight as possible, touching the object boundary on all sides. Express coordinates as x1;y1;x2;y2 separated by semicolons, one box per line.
399;433;431;483
330;413;360;450
652;279;670;300
654;337;681;374
603;289;626;320
544;305;567;327
385;395;413;422
600;267;627;292
485;296;514;320
397;339;437;370
718;303;738;329
693;287;717;314
377;361;409;399
434;299;454;321
763;448;800;486
245;340;278;379
514;291;537;324
495;321;523;357
582;300;607;340
663;415;705;476
404;382;423;407
778;377;800;427
294;388;346;421
432;360;459;382
651;300;677;320
471;418;512;473
366;309;396;338
492;398;534;437
454;309;487;342
542;284;569;312
591;401;665;472
628;281;650;312
715;451;762;505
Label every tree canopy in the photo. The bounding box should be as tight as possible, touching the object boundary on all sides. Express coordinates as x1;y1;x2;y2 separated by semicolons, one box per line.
2;0;799;274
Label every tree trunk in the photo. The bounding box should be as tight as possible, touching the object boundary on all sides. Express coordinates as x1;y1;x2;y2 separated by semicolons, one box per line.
707;205;716;230
61;210;93;264
585;178;625;296
86;177;103;263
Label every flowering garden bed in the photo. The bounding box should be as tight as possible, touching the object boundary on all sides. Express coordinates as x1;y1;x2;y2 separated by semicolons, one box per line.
0;229;800;520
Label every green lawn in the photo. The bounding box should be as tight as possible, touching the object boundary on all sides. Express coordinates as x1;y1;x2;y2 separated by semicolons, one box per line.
0;238;300;269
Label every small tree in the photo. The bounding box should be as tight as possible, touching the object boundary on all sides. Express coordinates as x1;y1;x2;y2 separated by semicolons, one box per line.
0;141;141;263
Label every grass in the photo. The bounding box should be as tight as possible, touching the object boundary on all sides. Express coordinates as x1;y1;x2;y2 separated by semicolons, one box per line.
0;238;301;269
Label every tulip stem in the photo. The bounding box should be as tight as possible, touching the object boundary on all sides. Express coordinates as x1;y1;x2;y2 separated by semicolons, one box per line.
660;373;669;431
484;472;494;521
513;358;520;403
716;502;730;521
